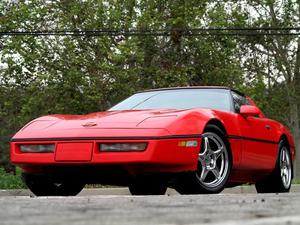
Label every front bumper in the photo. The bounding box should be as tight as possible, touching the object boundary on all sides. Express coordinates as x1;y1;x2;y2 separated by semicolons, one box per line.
10;136;202;173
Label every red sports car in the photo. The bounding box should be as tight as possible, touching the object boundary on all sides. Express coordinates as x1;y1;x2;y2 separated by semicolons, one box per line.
10;87;295;196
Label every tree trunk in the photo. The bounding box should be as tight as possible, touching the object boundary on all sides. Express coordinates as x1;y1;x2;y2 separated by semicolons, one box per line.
289;102;300;178
293;3;300;179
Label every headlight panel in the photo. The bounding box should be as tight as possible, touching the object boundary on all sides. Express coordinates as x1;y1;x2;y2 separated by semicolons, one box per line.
100;143;147;152
19;144;55;153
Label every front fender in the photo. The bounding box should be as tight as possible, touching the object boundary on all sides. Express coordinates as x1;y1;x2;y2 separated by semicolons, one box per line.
166;111;214;135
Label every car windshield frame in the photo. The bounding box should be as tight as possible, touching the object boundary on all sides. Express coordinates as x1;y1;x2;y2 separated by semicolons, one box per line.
108;88;235;112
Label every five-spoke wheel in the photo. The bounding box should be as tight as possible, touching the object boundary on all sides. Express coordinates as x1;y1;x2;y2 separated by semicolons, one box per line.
197;132;230;190
280;146;292;189
255;140;292;193
175;124;232;194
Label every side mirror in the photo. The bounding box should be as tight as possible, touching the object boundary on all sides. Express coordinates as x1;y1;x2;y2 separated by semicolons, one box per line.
240;105;261;117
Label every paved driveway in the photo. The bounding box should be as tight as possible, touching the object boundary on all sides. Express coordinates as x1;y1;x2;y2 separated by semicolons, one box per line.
0;188;300;225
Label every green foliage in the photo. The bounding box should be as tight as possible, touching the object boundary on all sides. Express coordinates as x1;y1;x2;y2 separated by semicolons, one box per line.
293;179;300;184
0;0;299;173
0;168;25;189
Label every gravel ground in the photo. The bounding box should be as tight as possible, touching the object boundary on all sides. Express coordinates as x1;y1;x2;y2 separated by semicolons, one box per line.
0;188;300;225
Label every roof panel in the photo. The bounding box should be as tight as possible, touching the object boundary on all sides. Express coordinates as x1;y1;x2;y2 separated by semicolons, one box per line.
138;86;245;96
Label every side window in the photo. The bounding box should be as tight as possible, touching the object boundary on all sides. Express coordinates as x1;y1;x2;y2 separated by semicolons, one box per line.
232;92;248;113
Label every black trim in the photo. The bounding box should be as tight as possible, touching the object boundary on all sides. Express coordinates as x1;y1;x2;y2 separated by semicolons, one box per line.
11;134;203;142
138;86;245;96
11;134;278;144
227;135;278;144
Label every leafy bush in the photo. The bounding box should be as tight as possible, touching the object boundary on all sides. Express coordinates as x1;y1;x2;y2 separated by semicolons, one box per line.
0;168;26;189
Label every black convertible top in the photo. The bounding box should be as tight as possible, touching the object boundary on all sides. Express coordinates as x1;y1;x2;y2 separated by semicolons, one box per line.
139;86;245;96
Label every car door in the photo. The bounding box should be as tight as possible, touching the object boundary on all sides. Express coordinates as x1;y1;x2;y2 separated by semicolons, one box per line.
231;92;278;173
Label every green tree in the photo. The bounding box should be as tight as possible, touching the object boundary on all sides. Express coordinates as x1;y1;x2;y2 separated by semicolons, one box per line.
223;0;300;176
0;0;245;170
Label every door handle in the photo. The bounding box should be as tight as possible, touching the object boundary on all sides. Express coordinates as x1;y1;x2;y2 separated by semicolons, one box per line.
265;125;271;130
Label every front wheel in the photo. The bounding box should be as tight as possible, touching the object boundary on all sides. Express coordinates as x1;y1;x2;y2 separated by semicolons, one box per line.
175;125;232;194
22;173;85;196
255;141;293;193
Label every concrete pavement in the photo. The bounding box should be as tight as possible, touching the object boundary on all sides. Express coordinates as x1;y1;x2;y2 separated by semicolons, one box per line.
1;192;300;225
1;184;300;196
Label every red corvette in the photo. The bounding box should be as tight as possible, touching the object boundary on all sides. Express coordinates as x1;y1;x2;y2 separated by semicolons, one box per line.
10;87;295;196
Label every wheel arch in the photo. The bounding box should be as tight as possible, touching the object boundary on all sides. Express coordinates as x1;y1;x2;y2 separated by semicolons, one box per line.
276;123;296;160
279;131;295;161
203;119;232;157
279;134;290;148
203;119;237;170
204;119;227;136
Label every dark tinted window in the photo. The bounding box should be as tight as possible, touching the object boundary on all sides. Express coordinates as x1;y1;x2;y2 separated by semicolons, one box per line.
231;91;248;112
109;89;232;112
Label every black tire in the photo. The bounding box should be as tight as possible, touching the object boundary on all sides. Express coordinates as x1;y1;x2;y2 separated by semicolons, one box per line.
255;140;293;193
175;124;232;194
22;173;85;196
129;176;167;195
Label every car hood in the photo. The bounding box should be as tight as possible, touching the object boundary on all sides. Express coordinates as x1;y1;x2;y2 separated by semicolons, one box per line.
12;109;199;139
23;109;185;129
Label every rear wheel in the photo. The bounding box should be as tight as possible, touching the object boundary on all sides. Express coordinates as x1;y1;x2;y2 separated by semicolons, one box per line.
22;173;85;196
129;176;167;195
255;141;292;193
175;125;232;194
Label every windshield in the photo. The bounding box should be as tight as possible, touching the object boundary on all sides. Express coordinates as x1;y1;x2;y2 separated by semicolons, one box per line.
109;89;232;112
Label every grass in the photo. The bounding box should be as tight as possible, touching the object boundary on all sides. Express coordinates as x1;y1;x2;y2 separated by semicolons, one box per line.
292;179;300;184
0;168;26;189
0;168;114;189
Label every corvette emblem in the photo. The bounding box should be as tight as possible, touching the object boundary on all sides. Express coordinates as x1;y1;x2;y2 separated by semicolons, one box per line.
81;121;97;127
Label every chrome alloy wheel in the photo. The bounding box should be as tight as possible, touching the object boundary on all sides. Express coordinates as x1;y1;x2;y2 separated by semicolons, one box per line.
280;146;292;189
197;133;229;188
